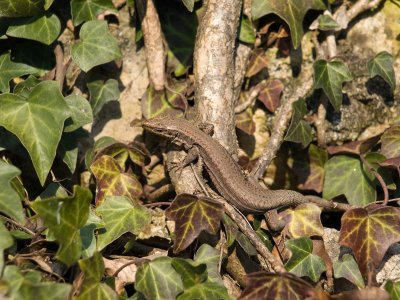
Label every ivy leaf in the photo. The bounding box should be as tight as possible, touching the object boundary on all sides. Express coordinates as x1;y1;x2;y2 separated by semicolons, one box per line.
85;136;118;169
194;244;224;285
333;254;365;288
251;0;326;48
285;237;326;282
76;252;118;300
0;81;70;185
385;280;400;300
0;52;38;93
0;0;45;17
286;203;324;238
44;0;53;10
315;14;341;31
88;78;120;116
381;125;400;159
245;48;269;78
95;196;151;251
181;0;194;12
257;79;283;113
95;142;147;169
135;257;184;300
367;51;395;92
64;94;93;132
71;0;116;26
323;155;376;205
284;98;312;148
166;194;224;253
13;75;41;98
71;20;122;72
0;221;14;271
31;185;92;266
0;161;24;223
239;15;256;44
236;231;258;256
6;11;61;45
313;59;352;110
81;209;104;259
235;93;255;135
293;144;328;193
57;130;87;173
239;272;315;300
339;205;400;277
90;155;143;205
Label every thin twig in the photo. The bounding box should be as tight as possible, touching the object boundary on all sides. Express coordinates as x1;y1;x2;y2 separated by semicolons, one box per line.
346;0;384;24
0;215;34;236
143;202;172;208
234;80;267;114
360;155;389;205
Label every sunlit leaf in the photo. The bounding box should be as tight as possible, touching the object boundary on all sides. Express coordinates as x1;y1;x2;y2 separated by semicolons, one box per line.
385;280;400;300
339;204;400;277
381;125;400;159
313;59;352;110
166;194;224;252
88;78;120;116
315;14;340;31
71;20;122;72
13;75;41;98
239;14;256;44
91;155;143;205
0;0;45;17
76;252;118;300
0;161;24;223
239;272;315;299
71;0;116;26
292;144;328;193
6;11;61;45
284;98;312;147
135;257;184;300
285;237;326;282
0;81;70;184
333;254;365;288
367;51;395;92
181;0;194;12
194;244;224;285
251;0;326;48
0;52;38;93
64;94;93;132
31;186;92;265
95;196;151;250
286;203;323;238
323;155;376;205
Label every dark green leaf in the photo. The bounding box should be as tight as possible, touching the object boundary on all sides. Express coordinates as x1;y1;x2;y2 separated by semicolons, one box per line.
0;221;14;270
85;136;117;169
316;14;340;31
0;52;38;93
0;81;70;184
323;155;376;205
367;51;395;92
385;280;400;300
285;237;326;282
313;59;352;110
166;194;224;253
71;0;116;26
135;257;184;300
31;186;92;265
6;11;61;45
95;196;151;250
0;0;45;17
57;130;88;174
251;0;326;48
284;98;312;147
88;79;120;116
0;161;24;223
64;94;93;132
81;209;104;258
333;254;365;288
71;20;122;72
13;40;55;75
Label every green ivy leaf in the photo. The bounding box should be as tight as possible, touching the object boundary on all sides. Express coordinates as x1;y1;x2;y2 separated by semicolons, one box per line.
71;0;116;26
64;94;93;132
0;161;24;223
333;254;365;288
31;186;92;266
2;266;71;300
367;51;395;92
251;0;326;48
95;196;151;251
239;14;256;44
135;257;184;300
80;209;104;259
313;59;352;110
285;237;326;282
194;244;224;285
6;11;61;45
0;52;38;93
0;0;45;17
166;194;224;253
316;14;340;31
284;98;312;148
88;79;120;116
57;130;87;173
44;0;53;10
76;252;118;300
71;20;122;72
381;125;400;159
13;40;55;75
0;221;14;271
385;280;400;300
0;81;70;184
323;155;376;205
13;75;41;98
181;0;194;12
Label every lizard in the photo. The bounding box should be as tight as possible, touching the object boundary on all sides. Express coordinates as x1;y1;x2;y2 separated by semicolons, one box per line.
141;116;318;214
